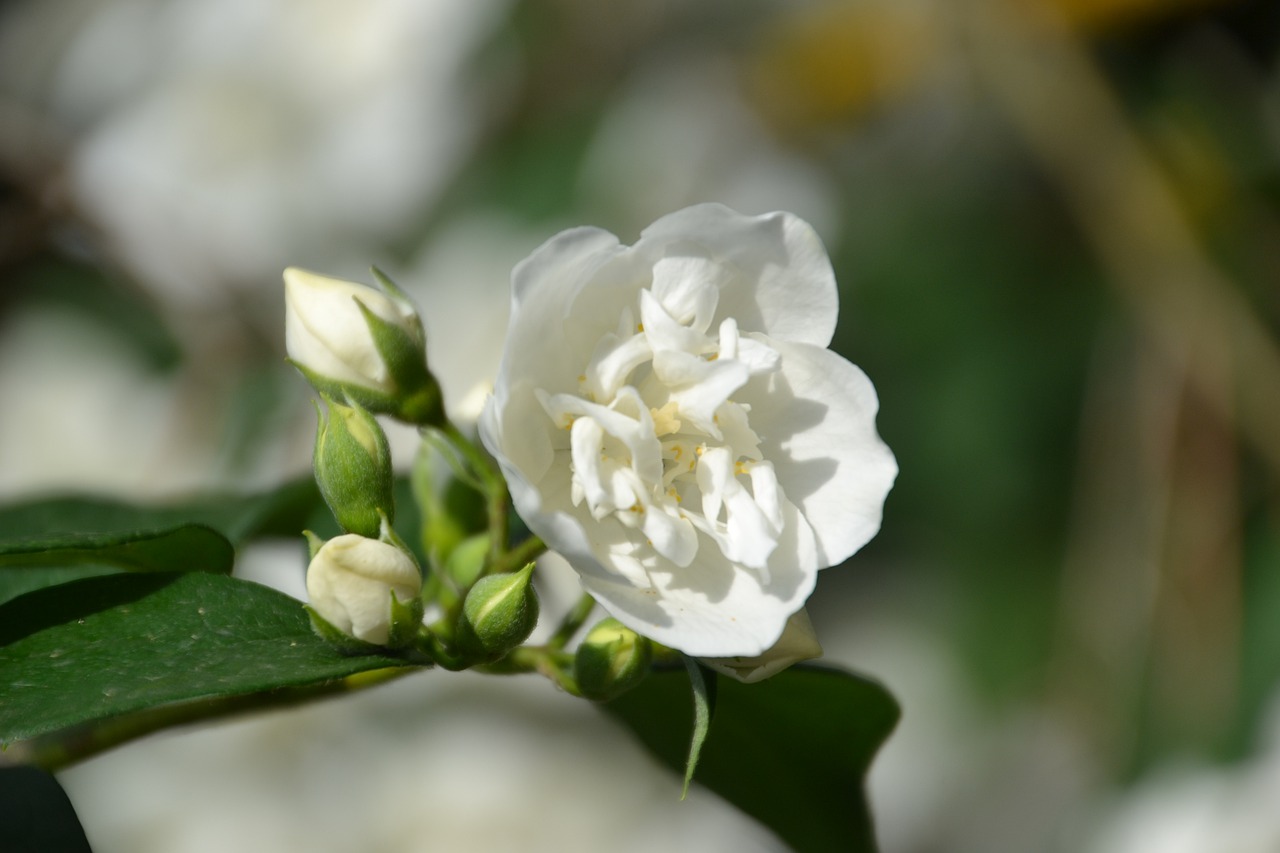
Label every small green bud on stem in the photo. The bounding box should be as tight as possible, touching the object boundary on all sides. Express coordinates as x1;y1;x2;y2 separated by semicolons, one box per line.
455;563;539;663
575;618;653;700
313;396;395;538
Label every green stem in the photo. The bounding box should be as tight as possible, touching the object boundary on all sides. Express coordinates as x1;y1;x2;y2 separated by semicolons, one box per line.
547;593;597;651
4;667;420;773
485;646;581;696
488;535;547;578
438;420;509;562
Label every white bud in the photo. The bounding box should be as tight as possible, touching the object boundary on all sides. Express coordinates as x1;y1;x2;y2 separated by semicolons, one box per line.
285;267;419;394
700;609;823;683
306;534;423;645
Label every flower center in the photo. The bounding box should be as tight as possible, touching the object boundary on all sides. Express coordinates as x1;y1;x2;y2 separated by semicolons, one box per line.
538;258;785;578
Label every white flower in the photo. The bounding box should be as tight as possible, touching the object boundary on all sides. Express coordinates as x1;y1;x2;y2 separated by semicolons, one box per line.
480;204;896;658
284;266;420;395
306;534;422;645
701;609;823;683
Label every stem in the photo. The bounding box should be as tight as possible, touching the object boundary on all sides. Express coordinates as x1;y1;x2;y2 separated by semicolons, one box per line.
485;646;581;696
488;535;547;578
437;420;509;561
4;667;420;773
547;593;597;651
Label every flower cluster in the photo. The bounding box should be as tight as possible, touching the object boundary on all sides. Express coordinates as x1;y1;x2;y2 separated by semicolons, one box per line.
285;204;895;682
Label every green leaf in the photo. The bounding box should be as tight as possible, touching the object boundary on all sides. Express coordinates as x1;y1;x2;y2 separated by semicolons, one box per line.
0;572;419;749
0;525;233;573
680;655;716;799
0;479;327;605
0;477;324;547
0;525;235;609
605;665;899;853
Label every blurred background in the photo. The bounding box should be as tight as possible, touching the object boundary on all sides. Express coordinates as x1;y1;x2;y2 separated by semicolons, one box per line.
2;0;1280;850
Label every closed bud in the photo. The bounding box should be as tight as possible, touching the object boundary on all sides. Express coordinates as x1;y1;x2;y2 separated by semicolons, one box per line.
314;396;394;538
575;618;652;700
455;563;539;662
306;533;423;647
284;266;443;426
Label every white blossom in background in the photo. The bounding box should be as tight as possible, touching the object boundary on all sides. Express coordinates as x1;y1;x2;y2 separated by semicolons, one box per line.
397;215;537;424
1079;692;1280;853
481;204;897;660
0;0;507;314
578;56;839;243
0;307;216;499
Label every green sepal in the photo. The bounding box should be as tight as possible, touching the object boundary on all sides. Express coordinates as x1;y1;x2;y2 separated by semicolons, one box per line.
354;301;444;428
455;562;539;663
287;358;400;417
302;530;326;561
681;654;718;800
369;267;420;321
385;592;425;650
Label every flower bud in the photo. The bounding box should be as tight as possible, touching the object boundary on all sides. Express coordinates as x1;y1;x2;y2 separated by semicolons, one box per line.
575;617;652;701
284;266;443;426
700;609;822;683
455;563;539;662
305;533;423;647
313;396;394;538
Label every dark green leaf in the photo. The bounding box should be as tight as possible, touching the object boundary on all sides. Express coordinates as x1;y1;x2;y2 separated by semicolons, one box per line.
0;572;418;747
605;665;899;853
0;566;120;609
0;477;324;547
0;525;233;574
0;525;235;610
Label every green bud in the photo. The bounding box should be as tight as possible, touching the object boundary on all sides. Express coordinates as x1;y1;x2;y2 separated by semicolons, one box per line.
575;618;653;700
455;563;539;663
313;396;394;538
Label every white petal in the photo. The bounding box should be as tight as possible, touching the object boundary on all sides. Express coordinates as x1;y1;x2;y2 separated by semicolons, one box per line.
649;255;721;332
639;502;698;568
695;447;777;574
501;227;629;396
569;416;610;514
639;288;711;356
583;331;651;401
637;204;838;347
740;337;897;567
652;350;749;436
577;495;817;657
